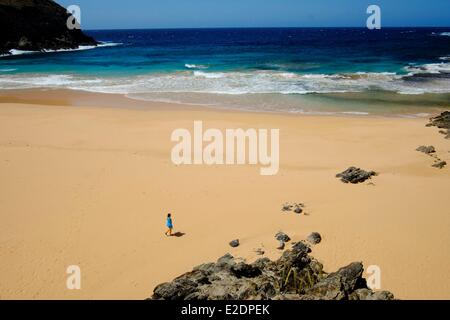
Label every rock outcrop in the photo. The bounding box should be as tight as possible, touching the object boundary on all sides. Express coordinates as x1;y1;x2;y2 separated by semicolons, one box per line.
0;0;97;55
151;241;395;301
427;111;450;139
336;167;377;184
432;161;447;169
416;145;447;169
416;145;436;154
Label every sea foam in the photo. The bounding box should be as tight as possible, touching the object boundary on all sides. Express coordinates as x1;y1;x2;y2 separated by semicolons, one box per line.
0;42;122;58
1;61;449;96
185;64;208;69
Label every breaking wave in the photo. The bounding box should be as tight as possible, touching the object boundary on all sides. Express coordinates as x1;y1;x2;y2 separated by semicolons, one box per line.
185;64;208;69
0;42;122;58
0;59;449;97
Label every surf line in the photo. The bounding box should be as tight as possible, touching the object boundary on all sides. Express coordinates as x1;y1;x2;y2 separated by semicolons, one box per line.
171;121;280;176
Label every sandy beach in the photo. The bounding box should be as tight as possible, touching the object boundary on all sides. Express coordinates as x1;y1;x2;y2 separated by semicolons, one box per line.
0;89;449;300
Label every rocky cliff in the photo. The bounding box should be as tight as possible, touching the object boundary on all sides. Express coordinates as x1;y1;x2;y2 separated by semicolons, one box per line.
0;0;97;55
151;240;395;300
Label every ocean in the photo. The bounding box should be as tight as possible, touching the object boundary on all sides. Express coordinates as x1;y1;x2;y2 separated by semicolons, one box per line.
1;28;449;115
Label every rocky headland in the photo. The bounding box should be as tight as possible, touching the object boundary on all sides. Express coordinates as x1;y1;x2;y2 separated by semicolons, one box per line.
0;0;97;55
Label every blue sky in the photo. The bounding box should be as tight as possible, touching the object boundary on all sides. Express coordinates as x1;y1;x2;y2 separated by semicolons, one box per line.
57;0;450;30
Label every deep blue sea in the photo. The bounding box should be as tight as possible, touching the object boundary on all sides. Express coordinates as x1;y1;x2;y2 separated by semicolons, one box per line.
1;28;450;115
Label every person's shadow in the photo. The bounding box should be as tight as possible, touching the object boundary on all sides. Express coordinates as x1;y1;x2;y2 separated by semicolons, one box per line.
172;232;186;238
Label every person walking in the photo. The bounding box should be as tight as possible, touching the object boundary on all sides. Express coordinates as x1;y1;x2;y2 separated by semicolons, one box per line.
165;213;174;236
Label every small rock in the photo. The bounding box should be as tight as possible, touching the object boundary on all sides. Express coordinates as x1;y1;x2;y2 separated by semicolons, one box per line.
307;232;322;245
277;241;285;250
416;145;436;154
336;167;377;184
282;202;305;214
229;239;240;248
294;205;304;214
432;161;447;169
254;248;265;256
275;232;291;243
291;241;312;255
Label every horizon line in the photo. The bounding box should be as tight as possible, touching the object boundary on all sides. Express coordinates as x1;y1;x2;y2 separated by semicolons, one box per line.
84;26;450;32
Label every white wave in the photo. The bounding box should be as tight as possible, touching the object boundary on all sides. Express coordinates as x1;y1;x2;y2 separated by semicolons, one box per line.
42;42;122;53
2;49;35;57
193;71;225;79
405;62;450;75
431;32;450;37
185;64;208;69
98;42;123;47
0;42;122;58
0;68;17;72
1;68;449;95
340;111;370;115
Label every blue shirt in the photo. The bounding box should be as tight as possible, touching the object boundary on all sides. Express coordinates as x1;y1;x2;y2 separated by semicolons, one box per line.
166;217;173;228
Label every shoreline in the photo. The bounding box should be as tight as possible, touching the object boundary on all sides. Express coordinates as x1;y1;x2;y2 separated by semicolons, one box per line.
0;89;449;300
0;88;448;119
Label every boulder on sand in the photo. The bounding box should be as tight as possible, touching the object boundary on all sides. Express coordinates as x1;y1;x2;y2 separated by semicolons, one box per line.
229;239;240;248
432;161;447;169
307;232;322;245
416;146;436;154
275;232;291;243
336;167;377;184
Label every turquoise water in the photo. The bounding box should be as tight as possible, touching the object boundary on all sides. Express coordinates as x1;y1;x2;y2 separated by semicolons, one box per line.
1;28;449;114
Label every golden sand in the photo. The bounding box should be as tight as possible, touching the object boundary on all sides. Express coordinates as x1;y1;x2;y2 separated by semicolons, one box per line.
0;90;449;299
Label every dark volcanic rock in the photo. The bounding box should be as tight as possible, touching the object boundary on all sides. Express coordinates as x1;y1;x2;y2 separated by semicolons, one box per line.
416;145;436;154
282;202;305;214
291;241;312;255
432;161;447;169
229;239;240;248
151;242;395;300
428;111;450;130
277;241;286;250
275;232;291;243
427;111;450;139
0;0;97;54
303;262;365;300
336;167;377;184
307;232;322;245
276;241;285;250
254;248;265;256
